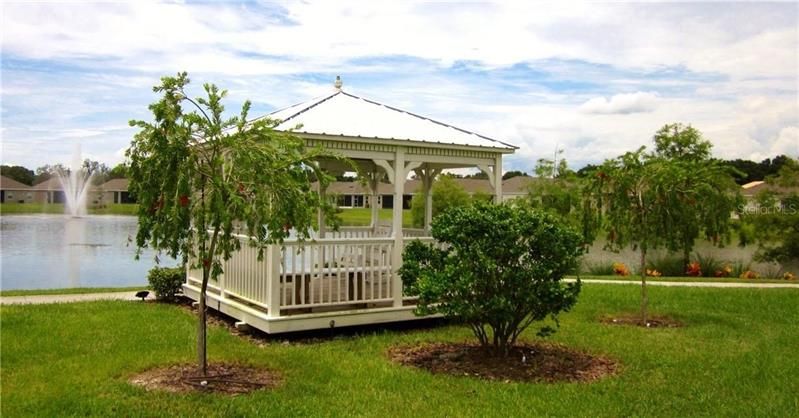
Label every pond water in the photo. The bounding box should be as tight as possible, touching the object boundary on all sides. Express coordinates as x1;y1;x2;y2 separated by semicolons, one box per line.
0;215;176;291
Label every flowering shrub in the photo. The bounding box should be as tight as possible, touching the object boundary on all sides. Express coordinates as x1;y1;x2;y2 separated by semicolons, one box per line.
714;265;733;277
646;269;662;277
740;270;759;279
783;272;797;281
685;262;702;277
613;262;630;276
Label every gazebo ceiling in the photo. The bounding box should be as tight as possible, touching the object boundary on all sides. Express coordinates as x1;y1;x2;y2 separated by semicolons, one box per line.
265;83;517;152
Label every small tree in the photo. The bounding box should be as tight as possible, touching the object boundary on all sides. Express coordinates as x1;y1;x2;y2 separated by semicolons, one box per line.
744;157;799;266
401;203;583;356
652;123;741;266
128;73;338;376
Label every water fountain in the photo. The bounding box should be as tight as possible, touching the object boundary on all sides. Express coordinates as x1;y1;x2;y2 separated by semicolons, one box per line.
57;144;94;217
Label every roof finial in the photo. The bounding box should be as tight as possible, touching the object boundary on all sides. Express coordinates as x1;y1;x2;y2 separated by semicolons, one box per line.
334;75;342;90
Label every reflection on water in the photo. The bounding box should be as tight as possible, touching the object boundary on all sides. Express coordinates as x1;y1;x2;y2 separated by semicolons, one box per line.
0;215;176;291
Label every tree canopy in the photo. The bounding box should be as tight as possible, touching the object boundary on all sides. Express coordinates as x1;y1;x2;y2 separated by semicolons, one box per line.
127;72;340;374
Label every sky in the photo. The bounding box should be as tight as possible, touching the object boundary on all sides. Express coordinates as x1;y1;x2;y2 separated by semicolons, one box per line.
1;1;797;174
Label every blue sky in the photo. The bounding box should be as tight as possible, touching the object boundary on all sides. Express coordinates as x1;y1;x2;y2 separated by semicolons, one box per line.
1;1;797;173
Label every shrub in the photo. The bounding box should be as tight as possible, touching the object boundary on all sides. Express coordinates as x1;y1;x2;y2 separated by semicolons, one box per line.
685;261;702;277
694;253;724;278
646;269;662;277
730;260;752;278
400;203;583;357
612;262;630;276
148;266;185;301
582;261;613;276
646;254;685;277
740;270;759;279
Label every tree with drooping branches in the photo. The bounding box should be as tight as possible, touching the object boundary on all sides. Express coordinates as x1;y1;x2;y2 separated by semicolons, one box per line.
127;72;341;376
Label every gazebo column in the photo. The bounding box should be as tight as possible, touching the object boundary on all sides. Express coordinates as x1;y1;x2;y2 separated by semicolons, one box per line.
415;166;440;234
478;154;504;204
367;170;380;235
317;182;328;238
391;149;405;307
494;154;503;203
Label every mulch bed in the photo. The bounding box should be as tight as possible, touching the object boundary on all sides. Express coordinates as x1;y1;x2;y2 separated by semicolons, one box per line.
600;314;683;328
129;363;281;395
387;342;619;383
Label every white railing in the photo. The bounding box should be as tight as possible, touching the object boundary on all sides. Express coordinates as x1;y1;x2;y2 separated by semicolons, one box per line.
185;231;435;315
279;237;395;309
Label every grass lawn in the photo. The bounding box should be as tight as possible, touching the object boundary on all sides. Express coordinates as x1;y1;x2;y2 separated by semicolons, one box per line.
0;286;144;297
337;207;414;227
2;285;798;417
577;275;796;285
0;203;139;216
0;204;400;225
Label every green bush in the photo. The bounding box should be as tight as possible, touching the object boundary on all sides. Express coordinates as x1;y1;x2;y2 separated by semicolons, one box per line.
694;253;724;277
400;203;583;356
647;254;686;277
147;266;185;301
581;261;614;276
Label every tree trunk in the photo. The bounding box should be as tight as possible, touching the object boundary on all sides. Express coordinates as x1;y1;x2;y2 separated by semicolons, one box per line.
198;265;209;376
640;247;648;325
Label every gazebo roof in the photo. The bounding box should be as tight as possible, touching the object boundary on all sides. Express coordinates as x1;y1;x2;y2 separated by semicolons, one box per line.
266;88;516;151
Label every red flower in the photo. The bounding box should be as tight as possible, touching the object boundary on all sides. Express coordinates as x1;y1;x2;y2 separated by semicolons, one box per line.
179;195;189;207
685;262;702;277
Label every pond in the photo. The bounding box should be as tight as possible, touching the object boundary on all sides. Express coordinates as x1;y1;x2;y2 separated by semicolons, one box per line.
0;215;176;291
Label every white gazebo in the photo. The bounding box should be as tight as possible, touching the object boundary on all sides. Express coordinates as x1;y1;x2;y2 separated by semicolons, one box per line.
183;77;517;333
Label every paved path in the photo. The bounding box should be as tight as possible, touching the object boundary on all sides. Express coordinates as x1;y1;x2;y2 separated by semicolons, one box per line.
0;291;155;305
572;278;799;288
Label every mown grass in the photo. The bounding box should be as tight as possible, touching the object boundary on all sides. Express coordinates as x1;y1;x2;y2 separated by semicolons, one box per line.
577;275;796;285
0;203;138;216
0;286;144;297
0;204;403;225
2;285;798;417
337;208;413;227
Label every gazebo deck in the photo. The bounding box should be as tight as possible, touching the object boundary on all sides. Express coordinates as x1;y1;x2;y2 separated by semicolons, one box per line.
183;228;434;333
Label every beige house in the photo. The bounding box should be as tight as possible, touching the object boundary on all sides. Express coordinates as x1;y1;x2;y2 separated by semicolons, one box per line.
0;175;34;203
98;178;134;204
326;176;531;208
30;177;106;205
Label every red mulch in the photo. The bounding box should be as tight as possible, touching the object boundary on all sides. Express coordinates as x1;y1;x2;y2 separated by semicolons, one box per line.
129;363;281;395
387;342;619;383
600;314;683;328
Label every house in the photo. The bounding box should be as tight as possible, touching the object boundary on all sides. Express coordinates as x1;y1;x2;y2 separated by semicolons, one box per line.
183;77;517;333
0;175;33;203
740;180;799;213
30;177;104;205
98;178;134;204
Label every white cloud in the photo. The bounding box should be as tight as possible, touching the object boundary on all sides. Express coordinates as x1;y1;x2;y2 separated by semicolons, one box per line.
579;92;660;115
0;1;796;170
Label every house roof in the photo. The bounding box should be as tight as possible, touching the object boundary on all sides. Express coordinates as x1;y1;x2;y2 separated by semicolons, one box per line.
741;180;765;190
32;177;63;191
32;177;101;192
0;175;31;190
265;89;516;151
99;178;129;191
741;181;799;197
